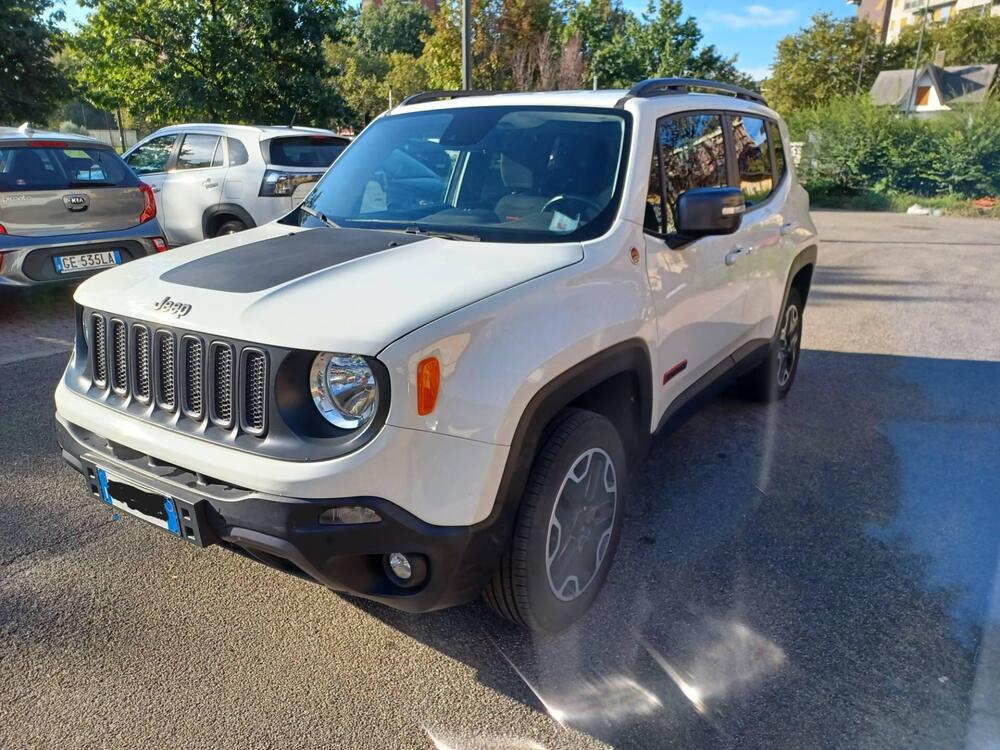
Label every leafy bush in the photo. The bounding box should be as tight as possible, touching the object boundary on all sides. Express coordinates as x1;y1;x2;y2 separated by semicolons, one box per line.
787;96;1000;200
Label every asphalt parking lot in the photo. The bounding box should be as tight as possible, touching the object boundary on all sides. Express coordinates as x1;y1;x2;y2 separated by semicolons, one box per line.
1;210;998;749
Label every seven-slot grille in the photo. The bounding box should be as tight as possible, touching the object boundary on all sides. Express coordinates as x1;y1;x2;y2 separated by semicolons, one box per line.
88;313;268;437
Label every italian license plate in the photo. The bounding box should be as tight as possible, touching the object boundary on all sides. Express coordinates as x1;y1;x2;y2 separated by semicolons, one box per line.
53;249;122;273
96;468;181;536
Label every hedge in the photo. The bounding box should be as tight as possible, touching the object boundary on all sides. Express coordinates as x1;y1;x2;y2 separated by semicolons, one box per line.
786;96;1000;200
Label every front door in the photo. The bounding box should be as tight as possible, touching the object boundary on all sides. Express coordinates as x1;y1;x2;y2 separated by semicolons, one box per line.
642;112;751;406
124;133;179;233
160;133;227;246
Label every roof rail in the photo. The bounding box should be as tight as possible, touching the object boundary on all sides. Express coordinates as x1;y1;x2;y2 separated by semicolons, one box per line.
622;78;767;107
398;90;496;107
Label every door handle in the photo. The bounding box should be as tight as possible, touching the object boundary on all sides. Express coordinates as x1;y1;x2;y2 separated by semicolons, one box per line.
780;221;799;237
151;185;161;193
202;179;219;189
725;247;745;266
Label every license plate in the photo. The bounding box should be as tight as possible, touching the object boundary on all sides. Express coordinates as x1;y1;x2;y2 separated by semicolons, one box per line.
53;249;122;273
96;468;181;536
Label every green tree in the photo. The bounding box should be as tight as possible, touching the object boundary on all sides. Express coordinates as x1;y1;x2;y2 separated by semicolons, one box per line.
327;42;429;128
765;13;882;114
886;12;1000;70
356;0;432;57
565;0;756;89
0;0;67;124
73;0;348;126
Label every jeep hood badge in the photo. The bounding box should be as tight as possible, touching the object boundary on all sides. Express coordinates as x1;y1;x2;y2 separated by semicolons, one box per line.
153;296;192;318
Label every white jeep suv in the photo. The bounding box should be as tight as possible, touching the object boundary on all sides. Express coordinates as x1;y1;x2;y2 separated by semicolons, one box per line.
55;80;817;633
123;124;350;247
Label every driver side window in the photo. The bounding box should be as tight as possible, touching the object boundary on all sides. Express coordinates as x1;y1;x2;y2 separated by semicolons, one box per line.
644;113;728;235
126;134;177;175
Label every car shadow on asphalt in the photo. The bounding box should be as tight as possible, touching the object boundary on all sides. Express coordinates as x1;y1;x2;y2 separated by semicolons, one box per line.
349;349;1000;750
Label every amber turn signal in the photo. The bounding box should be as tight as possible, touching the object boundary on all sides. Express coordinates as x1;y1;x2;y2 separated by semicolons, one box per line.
417;357;441;416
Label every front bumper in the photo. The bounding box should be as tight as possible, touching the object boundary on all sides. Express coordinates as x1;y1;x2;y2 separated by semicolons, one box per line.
56;416;511;613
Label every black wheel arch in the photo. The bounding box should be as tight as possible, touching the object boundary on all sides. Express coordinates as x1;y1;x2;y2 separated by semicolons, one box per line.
202;203;257;238
477;339;653;566
775;245;817;339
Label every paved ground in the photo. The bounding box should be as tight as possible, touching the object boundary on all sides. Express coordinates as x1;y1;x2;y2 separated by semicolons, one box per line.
1;211;999;749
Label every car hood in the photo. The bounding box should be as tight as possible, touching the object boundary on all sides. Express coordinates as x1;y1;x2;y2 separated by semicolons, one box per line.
73;223;584;354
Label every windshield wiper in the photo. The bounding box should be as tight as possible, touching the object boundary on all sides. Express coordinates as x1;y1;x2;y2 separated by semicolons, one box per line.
299;204;340;229
404;225;481;242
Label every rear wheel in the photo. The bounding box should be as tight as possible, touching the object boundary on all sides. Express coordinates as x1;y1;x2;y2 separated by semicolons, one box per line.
740;288;804;402
484;409;626;633
213;219;247;237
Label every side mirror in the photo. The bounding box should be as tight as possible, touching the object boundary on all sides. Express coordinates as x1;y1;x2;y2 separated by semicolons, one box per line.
676;187;746;237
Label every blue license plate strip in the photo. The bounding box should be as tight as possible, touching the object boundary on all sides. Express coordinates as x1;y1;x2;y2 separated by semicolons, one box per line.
96;468;181;536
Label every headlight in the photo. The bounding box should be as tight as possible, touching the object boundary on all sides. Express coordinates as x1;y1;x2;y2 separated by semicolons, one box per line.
309;352;379;429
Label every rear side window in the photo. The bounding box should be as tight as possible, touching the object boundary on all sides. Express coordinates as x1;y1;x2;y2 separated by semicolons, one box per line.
266;136;347;168
731;115;773;205
176;134;222;170
227;137;249;166
0;145;138;192
648;113;728;235
126;134;177;175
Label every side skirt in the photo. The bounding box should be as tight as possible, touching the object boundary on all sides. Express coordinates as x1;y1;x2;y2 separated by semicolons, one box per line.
654;338;771;437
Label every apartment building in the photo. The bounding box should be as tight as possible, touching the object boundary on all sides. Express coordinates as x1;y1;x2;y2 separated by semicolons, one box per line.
852;0;1000;43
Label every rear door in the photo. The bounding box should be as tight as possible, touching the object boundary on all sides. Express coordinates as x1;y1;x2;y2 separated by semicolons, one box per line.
160;132;227;245
729;114;787;341
0;141;146;237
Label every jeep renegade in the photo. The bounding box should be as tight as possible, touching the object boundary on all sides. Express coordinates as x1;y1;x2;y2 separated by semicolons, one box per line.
55;80;818;633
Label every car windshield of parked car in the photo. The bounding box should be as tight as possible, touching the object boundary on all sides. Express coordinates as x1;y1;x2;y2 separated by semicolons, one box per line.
0;145;138;191
296;106;629;242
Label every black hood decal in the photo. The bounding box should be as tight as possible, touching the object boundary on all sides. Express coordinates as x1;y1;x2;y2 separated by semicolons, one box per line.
160;227;426;293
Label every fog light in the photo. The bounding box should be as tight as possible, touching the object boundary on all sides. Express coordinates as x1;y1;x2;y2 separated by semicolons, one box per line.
388;552;412;580
318;506;381;525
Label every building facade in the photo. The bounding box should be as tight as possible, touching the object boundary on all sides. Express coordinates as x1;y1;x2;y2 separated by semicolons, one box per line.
857;0;1000;43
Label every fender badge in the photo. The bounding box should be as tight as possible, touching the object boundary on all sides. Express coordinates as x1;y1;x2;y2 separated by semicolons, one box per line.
629;247;641;265
153;296;192;318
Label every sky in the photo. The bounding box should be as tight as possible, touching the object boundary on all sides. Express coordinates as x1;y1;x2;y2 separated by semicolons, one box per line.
56;0;855;81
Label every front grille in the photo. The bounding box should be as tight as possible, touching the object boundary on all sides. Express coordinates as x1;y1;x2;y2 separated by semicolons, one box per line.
110;320;128;394
132;325;151;402
87;313;269;438
210;343;235;428
156;330;176;410
91;314;108;386
242;349;268;435
182;336;204;419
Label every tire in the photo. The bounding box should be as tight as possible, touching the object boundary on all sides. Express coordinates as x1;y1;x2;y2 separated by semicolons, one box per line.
484;408;627;633
739;287;804;402
213;219;247;237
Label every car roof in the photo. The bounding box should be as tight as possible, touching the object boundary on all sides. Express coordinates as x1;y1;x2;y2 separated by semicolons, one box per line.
0;124;109;147
389;88;780;121
145;123;346;141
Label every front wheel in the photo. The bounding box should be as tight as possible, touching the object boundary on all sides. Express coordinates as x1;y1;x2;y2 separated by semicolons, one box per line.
484;409;626;633
740;287;804;402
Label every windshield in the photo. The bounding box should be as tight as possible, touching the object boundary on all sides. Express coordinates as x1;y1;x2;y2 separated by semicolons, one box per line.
0;145;138;192
294;106;630;242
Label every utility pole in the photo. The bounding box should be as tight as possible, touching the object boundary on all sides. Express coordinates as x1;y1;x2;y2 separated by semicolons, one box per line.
906;0;931;113
461;0;471;90
856;24;870;94
593;72;598;91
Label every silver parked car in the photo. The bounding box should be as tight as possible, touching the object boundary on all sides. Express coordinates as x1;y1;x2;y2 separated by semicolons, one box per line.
123;124;350;246
0;125;168;287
